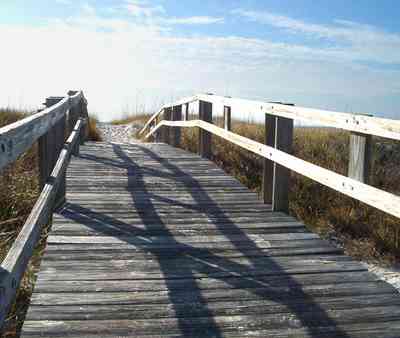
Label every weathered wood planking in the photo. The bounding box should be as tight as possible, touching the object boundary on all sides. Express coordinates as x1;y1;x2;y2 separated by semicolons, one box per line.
147;120;400;219
348;131;372;183
21;141;400;337
0;119;84;326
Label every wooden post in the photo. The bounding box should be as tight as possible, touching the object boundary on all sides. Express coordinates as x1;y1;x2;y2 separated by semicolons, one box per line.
171;105;182;147
67;91;79;133
183;103;189;121
198;100;212;159
348;132;372;183
161;107;172;144
67;91;80;155
154;116;161;142
39;96;66;209
223;106;231;131
80;98;89;144
263;114;293;212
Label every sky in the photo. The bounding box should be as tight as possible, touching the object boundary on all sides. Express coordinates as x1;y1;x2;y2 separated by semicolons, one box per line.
0;0;400;121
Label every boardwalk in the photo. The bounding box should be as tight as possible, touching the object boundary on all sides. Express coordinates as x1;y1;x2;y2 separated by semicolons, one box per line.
22;141;400;337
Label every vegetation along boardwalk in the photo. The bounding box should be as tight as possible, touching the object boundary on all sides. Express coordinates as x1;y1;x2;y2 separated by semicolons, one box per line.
2;91;400;337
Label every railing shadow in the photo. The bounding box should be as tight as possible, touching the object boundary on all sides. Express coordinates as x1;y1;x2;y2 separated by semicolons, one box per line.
61;143;356;337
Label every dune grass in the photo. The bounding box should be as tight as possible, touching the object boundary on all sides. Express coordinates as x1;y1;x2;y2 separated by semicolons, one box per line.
0;108;102;337
110;113;151;125
87;116;103;141
178;119;400;263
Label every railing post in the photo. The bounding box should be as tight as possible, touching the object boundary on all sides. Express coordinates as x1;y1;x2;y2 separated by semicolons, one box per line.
198;100;213;159
171;105;182;147
153;116;161;142
263;114;293;212
183;103;189;121
80;97;89;144
39;96;66;209
223;106;231;131
67;91;80;155
161;107;172;144
348;131;372;184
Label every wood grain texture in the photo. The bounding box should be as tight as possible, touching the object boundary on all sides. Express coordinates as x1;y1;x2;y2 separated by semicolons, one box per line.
0;119;83;327
21;141;400;337
144;93;400;140
348;132;372;183
147;120;400;219
198;100;212;159
0;91;83;172
223;106;231;131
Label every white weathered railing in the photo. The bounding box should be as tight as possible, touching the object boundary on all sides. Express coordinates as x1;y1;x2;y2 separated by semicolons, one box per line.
0;90;88;326
143;93;400;219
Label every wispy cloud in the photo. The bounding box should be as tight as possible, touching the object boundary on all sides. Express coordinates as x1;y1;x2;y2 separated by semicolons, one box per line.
124;0;165;17
0;3;399;120
165;16;224;25
122;1;223;25
233;8;400;65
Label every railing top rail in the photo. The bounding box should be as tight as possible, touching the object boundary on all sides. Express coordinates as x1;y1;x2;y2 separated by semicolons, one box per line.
139;95;197;135
0;91;84;171
140;93;400;141
146;119;400;220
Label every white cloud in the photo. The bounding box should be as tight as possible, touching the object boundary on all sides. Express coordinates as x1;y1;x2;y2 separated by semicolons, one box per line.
165;16;224;25
233;9;400;65
124;0;165;17
0;7;399;121
80;3;96;16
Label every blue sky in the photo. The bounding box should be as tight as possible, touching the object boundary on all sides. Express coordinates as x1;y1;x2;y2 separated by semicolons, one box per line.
1;0;399;121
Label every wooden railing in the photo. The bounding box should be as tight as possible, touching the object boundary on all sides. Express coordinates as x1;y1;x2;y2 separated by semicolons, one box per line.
143;93;400;219
0;90;88;326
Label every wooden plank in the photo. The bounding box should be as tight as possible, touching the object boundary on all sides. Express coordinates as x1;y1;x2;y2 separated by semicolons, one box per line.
146;120;400;219
43;238;334;252
46;232;320;244
26;294;400;321
32;271;376;292
30;280;392;306
40;247;342;262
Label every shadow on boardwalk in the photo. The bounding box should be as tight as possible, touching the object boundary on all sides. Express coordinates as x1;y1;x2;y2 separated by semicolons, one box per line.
62;144;351;337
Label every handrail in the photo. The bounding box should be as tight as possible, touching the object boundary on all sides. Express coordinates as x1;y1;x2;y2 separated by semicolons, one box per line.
0;91;88;328
138;95;198;135
0;91;84;171
146;119;400;219
140;93;400;140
